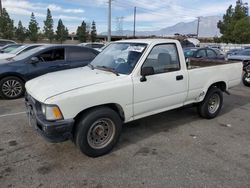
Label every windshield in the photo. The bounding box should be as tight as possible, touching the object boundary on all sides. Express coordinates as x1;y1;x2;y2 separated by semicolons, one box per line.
12;46;47;61
91;42;147;75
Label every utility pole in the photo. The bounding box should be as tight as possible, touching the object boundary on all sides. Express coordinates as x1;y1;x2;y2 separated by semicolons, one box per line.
133;7;136;38
0;0;3;16
196;17;201;39
108;0;112;42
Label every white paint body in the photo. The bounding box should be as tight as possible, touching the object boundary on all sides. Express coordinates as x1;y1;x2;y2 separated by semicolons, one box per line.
25;39;242;122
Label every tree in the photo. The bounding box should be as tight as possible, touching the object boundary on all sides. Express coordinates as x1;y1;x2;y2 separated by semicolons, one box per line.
233;17;250;43
76;21;87;42
218;0;249;43
0;8;15;39
15;20;26;43
55;19;68;43
86;23;91;41
28;12;40;42
90;21;97;42
44;8;54;43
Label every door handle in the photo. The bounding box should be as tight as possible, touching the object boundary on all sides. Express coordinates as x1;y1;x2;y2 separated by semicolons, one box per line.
176;75;184;80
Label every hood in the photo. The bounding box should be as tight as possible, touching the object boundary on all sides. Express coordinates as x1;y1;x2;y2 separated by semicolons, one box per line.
0;53;15;60
0;59;12;65
25;66;125;102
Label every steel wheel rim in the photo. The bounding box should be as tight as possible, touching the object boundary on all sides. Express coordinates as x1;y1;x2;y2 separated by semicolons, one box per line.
2;79;22;98
208;93;220;114
87;118;116;149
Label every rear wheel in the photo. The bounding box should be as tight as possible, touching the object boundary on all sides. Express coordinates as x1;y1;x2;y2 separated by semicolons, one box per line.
0;76;25;99
198;87;223;119
242;73;250;87
74;107;122;157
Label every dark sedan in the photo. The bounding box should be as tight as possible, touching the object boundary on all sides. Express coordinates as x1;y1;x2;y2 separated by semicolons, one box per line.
0;45;99;99
184;47;225;60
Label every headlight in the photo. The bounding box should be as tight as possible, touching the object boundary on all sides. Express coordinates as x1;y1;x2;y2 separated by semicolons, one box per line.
41;104;63;121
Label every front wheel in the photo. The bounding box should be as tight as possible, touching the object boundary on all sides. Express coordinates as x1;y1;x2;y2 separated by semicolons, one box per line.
242;72;250;87
0;76;25;99
74;107;122;157
197;87;223;119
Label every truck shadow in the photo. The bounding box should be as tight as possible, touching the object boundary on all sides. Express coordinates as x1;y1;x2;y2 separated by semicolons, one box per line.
116;91;250;151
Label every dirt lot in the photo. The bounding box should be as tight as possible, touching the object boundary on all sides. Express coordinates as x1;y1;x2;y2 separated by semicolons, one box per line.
0;84;250;188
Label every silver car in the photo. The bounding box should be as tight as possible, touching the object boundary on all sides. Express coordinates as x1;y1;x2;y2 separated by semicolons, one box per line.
228;49;250;63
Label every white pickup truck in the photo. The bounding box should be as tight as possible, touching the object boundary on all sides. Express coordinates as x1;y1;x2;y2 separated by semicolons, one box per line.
25;39;242;157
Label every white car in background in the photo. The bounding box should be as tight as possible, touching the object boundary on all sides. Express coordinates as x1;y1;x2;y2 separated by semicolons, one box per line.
78;42;105;51
0;44;43;60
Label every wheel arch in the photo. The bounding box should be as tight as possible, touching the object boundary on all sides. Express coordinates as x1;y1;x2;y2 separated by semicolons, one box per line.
74;103;125;122
72;103;125;140
0;73;27;83
208;81;227;92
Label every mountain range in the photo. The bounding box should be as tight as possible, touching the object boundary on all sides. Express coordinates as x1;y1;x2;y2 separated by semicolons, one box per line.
101;16;222;37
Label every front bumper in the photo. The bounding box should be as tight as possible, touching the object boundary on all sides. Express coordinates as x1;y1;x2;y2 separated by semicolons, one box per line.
25;93;74;143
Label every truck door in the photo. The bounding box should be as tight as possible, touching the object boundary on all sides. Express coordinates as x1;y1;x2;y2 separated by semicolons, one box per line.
132;43;188;118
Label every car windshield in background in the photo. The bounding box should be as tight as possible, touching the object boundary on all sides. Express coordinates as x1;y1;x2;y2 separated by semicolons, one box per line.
91;43;147;75
239;50;250;56
8;45;27;54
1;45;22;53
12;46;46;61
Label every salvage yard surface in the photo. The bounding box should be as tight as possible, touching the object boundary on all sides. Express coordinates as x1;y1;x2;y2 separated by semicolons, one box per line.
0;84;250;188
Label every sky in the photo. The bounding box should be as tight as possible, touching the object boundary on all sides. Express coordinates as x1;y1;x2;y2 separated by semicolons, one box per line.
2;0;250;34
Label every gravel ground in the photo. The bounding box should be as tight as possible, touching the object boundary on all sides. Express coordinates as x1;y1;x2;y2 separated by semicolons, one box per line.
0;84;249;188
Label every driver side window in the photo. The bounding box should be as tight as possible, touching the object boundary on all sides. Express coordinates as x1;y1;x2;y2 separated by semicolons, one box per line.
196;50;206;58
38;48;65;62
142;44;180;74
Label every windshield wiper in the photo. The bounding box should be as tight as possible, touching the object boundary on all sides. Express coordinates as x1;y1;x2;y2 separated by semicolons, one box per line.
87;64;94;70
96;66;120;76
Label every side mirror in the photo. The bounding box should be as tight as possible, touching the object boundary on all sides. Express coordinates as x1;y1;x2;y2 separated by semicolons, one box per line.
140;66;154;82
30;57;39;64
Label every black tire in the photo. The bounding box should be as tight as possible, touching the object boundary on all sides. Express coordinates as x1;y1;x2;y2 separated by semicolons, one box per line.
197;87;223;119
0;76;25;99
74;107;122;157
242;73;250;87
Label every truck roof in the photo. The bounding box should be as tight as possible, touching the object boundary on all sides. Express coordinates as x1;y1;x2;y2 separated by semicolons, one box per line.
115;38;178;45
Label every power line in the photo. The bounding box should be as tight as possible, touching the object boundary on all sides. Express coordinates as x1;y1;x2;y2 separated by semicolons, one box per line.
113;1;205;19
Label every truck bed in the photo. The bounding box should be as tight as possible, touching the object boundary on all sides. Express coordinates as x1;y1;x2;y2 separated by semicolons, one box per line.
188;58;241;70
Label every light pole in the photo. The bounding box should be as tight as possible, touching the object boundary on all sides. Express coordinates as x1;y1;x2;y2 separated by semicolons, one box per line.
108;0;112;42
196;17;201;39
133;7;136;38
